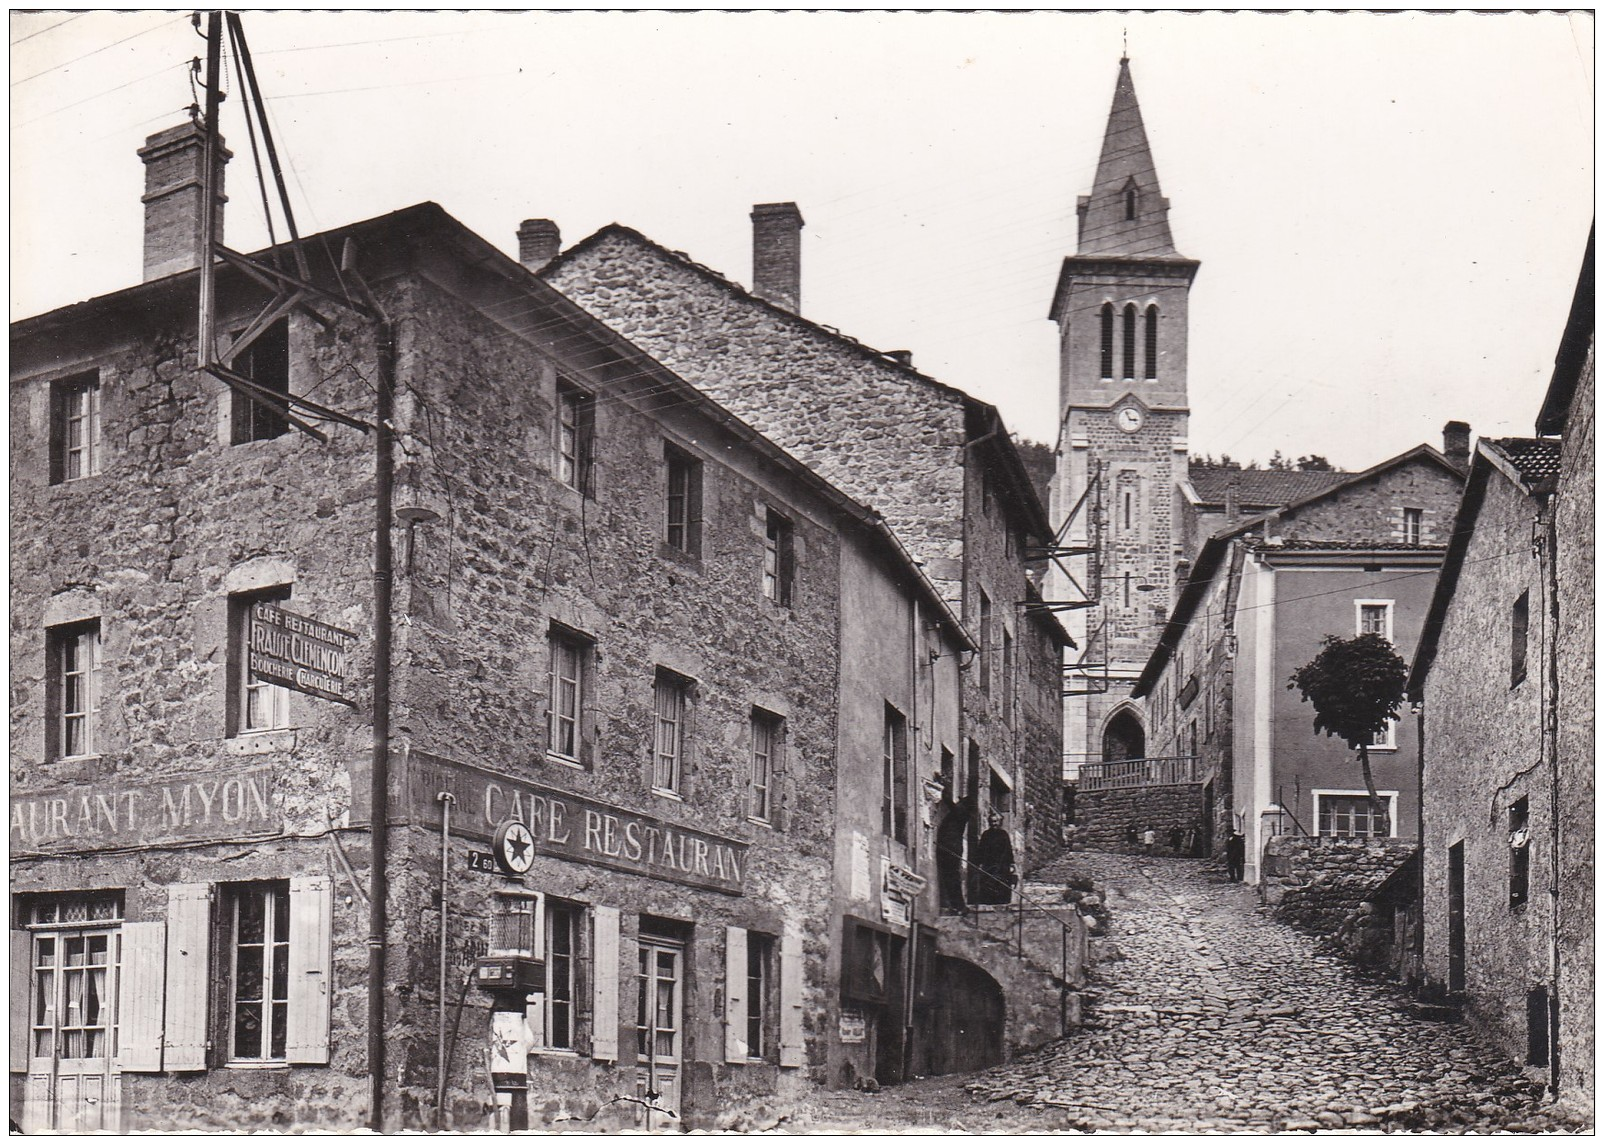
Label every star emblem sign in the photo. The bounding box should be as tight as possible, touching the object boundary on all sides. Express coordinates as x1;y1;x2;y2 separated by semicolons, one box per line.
494;820;536;874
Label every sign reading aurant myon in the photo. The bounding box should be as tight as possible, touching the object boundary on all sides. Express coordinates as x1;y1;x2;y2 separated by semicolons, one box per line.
249;601;359;706
11;765;279;854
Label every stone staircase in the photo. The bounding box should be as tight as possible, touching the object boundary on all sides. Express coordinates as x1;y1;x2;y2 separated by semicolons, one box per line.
932;881;1092;1057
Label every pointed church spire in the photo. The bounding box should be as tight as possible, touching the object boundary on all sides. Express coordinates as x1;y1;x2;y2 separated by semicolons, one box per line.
1076;57;1179;257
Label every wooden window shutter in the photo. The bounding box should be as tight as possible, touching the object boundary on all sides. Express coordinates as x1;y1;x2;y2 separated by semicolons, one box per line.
116;922;167;1072
778;927;805;1068
11;929;31;1073
724;926;748;1064
163;882;213;1071
286;876;333;1064
590;906;620;1062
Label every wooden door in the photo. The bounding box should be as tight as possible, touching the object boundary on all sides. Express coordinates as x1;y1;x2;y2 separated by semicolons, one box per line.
24;925;121;1133
1447;841;1466;993
635;938;684;1130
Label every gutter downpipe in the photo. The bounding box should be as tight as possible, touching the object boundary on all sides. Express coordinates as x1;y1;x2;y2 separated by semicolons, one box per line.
1543;501;1562;1096
437;792;456;1123
345;257;396;1132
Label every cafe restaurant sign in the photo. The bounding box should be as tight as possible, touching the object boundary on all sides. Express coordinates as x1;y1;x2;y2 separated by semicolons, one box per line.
12;764;279;855
382;750;749;896
250;602;359;706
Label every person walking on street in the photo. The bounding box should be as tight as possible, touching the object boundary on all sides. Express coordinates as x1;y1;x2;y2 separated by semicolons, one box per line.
1226;831;1246;881
1141;827;1156;856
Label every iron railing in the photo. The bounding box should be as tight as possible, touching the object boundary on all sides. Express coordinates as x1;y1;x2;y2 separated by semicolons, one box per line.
1078;755;1202;791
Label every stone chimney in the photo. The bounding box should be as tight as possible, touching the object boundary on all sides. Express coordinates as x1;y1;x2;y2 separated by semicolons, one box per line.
138;122;229;281
517;219;562;272
751;202;804;313
1443;420;1471;468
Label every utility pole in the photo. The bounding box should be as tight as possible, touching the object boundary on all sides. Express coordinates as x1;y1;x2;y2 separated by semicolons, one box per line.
194;12;395;1127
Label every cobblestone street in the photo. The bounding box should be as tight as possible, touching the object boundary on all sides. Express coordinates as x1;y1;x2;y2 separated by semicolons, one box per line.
801;852;1587;1134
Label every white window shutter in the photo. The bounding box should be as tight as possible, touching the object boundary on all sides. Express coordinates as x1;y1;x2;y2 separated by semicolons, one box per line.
778;927;805;1068
724;926;748;1063
164;882;213;1071
590;906;620;1062
286;876;333;1064
11;929;31;1074
116;922;167;1072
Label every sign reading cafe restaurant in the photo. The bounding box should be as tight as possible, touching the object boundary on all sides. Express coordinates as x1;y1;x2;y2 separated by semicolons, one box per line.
249;601;359;706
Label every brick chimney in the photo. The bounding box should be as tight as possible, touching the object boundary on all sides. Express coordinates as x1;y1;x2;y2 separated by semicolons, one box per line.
751;202;804;313
1442;420;1471;468
517;219;561;272
138;122;229;281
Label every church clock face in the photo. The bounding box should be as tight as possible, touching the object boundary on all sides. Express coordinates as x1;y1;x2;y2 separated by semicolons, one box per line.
1116;404;1145;434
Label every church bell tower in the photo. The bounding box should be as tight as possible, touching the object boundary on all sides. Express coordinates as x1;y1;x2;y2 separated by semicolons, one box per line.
1049;56;1199;779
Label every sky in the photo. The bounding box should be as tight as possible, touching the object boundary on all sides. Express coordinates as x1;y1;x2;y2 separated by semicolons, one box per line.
10;10;1594;469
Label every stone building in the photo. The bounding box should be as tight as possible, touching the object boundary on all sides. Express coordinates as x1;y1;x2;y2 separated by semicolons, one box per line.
541;209;1070;899
1408;228;1592;1117
9;124;1077;1133
1126;439;1466;882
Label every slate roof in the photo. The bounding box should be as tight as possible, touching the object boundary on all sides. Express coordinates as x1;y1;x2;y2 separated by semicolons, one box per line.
1483;437;1563;488
1243;538;1451;553
1187;466;1350;507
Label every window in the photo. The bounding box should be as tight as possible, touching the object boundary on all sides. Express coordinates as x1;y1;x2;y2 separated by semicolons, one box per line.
545;901;581;1050
746;932;772;1060
557;380;596;495
1099;303;1114;379
47;620;100;759
1314;791;1395;838
1001;627;1014;715
1356;600;1393;642
763;509;794;606
989;767;1012;815
229;588;291;736
1509;796;1530;907
230;320;290;445
1188;719;1198;755
227;880;291;1062
1125;187;1137;221
652;669;691;794
1145;305;1159;380
546;626;591;763
978;588;993;697
664;444;703;555
1511;591;1529;688
749;710;782;823
882;704;909;844
1122;303;1137;379
50;373;101;483
1402;507;1423;546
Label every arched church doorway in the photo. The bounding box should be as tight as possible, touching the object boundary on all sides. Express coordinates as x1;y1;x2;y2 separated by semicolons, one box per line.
1102;708;1145;762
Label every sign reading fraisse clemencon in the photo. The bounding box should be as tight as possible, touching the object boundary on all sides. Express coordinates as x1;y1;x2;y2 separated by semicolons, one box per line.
249;601;359;706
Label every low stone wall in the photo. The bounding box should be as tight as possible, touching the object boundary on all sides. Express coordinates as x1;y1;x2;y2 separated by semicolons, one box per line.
1259;834;1418;938
1069;783;1207;856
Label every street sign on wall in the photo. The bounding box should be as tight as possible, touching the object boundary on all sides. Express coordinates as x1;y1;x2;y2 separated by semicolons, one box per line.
249;602;359;706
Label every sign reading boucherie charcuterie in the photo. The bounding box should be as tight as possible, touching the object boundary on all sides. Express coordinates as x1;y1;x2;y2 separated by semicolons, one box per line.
249;602;358;706
373;750;750;895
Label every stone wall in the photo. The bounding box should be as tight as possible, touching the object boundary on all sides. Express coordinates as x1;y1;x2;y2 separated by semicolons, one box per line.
1552;336;1593;1114
1071;783;1206;855
1259;835;1417;938
1416;458;1551;1084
